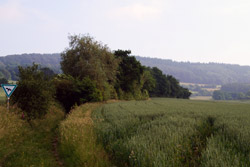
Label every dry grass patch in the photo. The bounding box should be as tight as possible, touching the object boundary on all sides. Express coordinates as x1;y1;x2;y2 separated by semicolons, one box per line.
59;103;112;167
0;104;64;167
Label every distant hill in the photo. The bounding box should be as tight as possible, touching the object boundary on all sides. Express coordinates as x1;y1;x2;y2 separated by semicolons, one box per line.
1;53;250;85
0;53;61;80
135;56;250;85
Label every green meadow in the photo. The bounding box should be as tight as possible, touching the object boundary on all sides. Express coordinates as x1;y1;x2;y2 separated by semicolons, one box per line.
2;97;250;166
93;98;250;167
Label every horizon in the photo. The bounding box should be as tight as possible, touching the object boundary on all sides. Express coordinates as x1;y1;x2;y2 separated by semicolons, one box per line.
1;0;250;66
1;52;250;67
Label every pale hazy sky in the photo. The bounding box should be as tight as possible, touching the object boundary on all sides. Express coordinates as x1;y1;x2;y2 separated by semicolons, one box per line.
1;0;250;65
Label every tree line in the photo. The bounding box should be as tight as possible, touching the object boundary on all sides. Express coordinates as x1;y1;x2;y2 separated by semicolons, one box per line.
11;35;191;121
136;56;250;85
2;51;250;86
0;53;61;80
213;83;250;100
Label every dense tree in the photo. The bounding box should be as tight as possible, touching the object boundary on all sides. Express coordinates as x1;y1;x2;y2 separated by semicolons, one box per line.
61;35;118;84
149;67;171;97
114;50;151;99
148;67;191;98
141;68;156;92
12;64;53;121
167;75;181;97
61;35;119;100
177;87;192;99
114;50;143;91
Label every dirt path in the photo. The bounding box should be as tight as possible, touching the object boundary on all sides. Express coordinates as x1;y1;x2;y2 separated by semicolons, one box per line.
52;135;64;167
51;108;93;167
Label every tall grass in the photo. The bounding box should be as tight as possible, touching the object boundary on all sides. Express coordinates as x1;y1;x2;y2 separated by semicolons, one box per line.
0;103;64;167
58;103;112;167
0;89;6;105
92;98;250;167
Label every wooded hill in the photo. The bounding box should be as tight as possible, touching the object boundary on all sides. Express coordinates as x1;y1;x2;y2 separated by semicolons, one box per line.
136;57;250;85
1;53;250;85
0;53;61;80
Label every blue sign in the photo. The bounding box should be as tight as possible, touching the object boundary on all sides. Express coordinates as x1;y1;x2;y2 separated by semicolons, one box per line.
1;84;17;98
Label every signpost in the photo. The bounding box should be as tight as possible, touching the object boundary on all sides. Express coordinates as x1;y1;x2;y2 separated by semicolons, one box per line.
1;84;17;110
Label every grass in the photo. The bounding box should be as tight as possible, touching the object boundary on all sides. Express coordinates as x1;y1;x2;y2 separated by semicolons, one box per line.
58;103;112;167
0;103;64;167
92;98;250;167
0;89;6;105
2;97;250;166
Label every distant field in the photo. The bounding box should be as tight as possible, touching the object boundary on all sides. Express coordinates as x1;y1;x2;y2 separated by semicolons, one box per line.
8;80;17;84
181;82;220;87
93;98;250;167
181;82;221;91
181;82;221;98
190;96;212;100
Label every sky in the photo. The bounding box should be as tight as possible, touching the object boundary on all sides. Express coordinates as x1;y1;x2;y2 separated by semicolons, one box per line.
1;0;250;66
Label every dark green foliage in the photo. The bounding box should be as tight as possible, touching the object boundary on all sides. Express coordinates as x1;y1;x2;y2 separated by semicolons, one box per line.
40;67;55;80
141;68;156;92
114;50;150;100
11;64;53;120
53;74;102;112
167;75;181;97
148;67;171;97
0;78;8;84
114;50;143;92
178;87;192;99
113;53;191;99
148;67;191;98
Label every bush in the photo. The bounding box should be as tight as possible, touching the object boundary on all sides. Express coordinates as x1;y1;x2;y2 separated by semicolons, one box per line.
12;64;53;121
53;75;102;112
